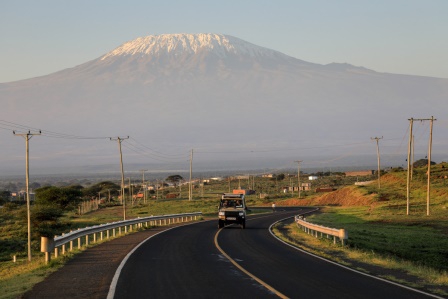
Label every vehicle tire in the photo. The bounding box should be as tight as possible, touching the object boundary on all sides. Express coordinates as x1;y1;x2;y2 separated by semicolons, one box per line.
241;220;246;229
218;220;224;228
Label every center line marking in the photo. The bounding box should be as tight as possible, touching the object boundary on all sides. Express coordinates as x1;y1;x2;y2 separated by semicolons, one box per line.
214;227;289;299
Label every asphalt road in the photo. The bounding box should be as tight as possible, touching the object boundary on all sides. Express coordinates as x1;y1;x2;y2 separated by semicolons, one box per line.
112;208;435;299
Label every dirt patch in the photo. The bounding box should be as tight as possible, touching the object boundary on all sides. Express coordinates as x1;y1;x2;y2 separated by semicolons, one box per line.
271;186;376;207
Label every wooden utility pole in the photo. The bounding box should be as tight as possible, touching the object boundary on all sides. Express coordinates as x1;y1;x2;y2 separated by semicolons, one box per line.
140;169;148;203
371;136;383;190
427;116;436;216
295;160;302;198
13;130;41;262
406;118;413;215
406;117;436;216
189;149;193;201
111;136;129;220
411;135;415;180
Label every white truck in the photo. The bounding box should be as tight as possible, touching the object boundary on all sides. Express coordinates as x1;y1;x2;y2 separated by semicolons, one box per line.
218;193;246;229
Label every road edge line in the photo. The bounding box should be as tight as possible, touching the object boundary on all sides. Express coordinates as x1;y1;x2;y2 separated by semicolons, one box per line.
107;221;204;299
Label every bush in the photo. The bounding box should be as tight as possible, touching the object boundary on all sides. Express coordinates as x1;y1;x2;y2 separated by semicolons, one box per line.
35;186;82;211
1;202;19;211
31;204;66;238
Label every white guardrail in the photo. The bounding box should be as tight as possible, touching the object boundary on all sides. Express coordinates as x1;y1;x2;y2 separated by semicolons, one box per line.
295;214;348;245
40;212;202;263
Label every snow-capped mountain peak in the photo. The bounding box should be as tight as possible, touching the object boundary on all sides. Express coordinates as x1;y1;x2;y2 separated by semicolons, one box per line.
100;33;286;60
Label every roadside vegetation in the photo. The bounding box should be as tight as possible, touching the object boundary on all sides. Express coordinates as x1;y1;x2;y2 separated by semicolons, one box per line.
0;162;447;297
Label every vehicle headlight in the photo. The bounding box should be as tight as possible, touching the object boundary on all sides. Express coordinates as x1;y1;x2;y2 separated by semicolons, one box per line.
219;211;225;216
239;212;244;216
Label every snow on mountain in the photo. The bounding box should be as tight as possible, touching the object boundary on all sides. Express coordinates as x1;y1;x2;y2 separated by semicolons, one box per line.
101;33;292;60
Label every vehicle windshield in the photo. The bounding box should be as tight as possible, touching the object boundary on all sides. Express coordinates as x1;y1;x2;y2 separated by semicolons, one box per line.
221;199;243;208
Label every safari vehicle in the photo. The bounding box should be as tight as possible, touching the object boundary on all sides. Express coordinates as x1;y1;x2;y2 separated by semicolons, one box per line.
218;193;246;229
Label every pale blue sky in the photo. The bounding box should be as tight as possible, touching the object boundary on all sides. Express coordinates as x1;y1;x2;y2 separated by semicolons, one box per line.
1;0;447;83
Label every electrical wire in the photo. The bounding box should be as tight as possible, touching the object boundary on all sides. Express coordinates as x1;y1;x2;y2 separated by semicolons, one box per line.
0;120;110;140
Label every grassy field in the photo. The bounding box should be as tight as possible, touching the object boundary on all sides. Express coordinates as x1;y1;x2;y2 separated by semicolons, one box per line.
1;164;447;297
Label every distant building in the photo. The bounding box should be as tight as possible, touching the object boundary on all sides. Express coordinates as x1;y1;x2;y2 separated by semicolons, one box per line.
210;177;224;181
308;176;318;180
262;174;274;178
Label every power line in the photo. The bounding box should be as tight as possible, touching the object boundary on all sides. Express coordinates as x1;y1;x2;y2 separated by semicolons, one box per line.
0;120;110;139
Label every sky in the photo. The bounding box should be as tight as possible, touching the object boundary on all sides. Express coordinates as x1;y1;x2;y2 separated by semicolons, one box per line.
1;0;448;83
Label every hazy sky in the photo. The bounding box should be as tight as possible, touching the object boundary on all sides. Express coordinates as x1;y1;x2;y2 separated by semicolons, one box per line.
1;0;448;83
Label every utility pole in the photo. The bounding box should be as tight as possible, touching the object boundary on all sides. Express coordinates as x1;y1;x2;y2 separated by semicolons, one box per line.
14;130;41;262
129;178;133;206
140;169;148;204
406;117;436;216
295;161;302;198
411;135;415;180
406;118;413;215
189;149;193;201
427;116;436;216
371;136;383;191
290;177;293;196
111;136;129;220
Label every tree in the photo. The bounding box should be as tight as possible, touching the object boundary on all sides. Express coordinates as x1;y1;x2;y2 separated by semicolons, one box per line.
35;186;82;210
31;204;67;238
0;190;11;204
413;159;436;168
32;186;78;238
166;175;184;187
276;173;285;181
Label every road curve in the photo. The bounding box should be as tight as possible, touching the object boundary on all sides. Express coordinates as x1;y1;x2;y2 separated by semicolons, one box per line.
112;208;435;298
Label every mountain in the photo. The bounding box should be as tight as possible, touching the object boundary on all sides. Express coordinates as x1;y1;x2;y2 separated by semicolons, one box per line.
1;33;448;175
